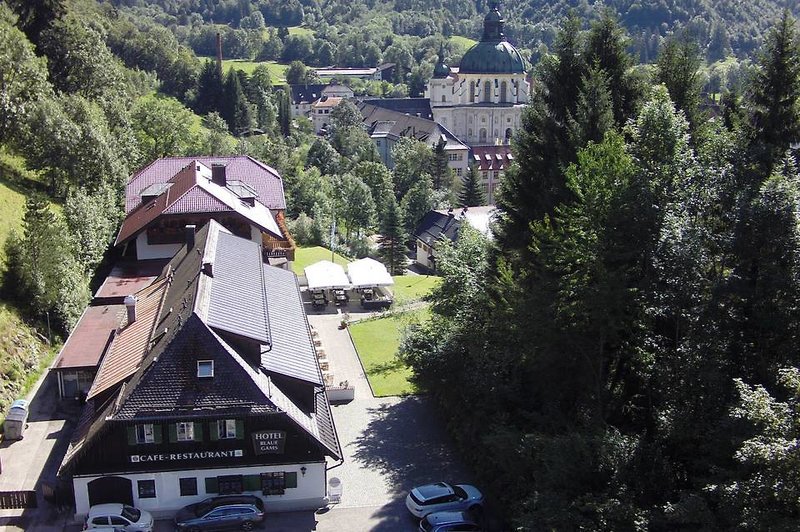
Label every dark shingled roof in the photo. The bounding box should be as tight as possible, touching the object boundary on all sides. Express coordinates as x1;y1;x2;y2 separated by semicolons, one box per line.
413;210;462;246
59;221;340;474
261;265;322;386
361;98;433;120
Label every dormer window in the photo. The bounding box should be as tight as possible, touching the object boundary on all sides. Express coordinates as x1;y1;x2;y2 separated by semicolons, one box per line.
197;360;214;378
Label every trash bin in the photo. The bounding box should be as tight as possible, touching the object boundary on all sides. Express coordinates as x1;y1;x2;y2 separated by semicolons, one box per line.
3;399;29;440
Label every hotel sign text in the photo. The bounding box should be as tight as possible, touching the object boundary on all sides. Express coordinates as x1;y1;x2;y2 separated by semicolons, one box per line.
130;450;243;463
252;430;286;455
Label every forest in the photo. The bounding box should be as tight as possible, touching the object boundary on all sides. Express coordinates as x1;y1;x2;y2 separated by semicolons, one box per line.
400;9;800;531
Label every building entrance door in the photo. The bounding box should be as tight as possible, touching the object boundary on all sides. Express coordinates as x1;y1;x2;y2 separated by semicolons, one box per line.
88;476;133;507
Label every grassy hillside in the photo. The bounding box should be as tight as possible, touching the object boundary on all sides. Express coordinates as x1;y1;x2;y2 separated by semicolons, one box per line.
219;59;289;81
0;150;61;419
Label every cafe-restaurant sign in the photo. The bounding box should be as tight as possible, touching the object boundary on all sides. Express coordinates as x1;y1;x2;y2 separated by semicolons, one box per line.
252;430;286;455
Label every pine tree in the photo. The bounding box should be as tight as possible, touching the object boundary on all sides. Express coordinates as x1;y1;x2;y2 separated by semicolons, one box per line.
656;34;704;136
747;11;800;180
275;88;291;137
567;65;615;150
459;166;485;207
430;138;451;190
223;68;252;135
378;195;406;275
194;60;224;116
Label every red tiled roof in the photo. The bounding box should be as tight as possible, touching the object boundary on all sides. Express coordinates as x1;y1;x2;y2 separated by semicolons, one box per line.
126;156;285;213
93;260;168;300
472;145;513;171
53;305;124;370
87;276;169;399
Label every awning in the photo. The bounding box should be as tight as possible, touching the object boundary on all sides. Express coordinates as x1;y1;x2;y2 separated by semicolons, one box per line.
304;260;351;290
347;258;395;288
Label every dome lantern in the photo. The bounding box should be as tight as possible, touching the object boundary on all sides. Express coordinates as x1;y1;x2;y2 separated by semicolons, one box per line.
458;2;527;75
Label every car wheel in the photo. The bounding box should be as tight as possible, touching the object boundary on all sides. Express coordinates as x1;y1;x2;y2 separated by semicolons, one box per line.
469;504;484;519
241;521;255;531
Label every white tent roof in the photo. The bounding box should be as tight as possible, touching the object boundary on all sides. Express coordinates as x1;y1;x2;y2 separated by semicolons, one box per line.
304;260;351;290
347;257;395;288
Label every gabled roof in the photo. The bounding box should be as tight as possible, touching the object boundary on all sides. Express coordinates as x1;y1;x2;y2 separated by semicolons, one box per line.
126;156;285;213
358;102;467;151
116;160;282;246
53;305;123;370
362;98;433;120
87;277;169;400
288;83;326;105
471;145;513;171
206;231;271;345
413;210;463;246
59;221;340;475
261;265;323;386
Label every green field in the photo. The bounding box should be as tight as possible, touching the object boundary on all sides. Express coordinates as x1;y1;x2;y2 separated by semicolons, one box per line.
292;246;350;275
288;26;314;37
450;35;478;49
349;309;429;396
390;275;440;304
223;59;289;81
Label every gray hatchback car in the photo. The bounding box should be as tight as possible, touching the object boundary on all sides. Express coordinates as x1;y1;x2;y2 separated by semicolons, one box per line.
174;495;265;531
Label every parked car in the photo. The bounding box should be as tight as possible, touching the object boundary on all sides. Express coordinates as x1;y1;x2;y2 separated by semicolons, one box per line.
419;510;483;532
84;503;153;531
174;494;266;531
405;482;484;518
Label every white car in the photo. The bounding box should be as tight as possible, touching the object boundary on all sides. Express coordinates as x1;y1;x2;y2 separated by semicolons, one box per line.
85;503;153;532
405;482;484;518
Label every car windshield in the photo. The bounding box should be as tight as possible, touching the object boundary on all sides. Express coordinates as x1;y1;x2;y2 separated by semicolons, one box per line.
420;517;435;532
121;506;141;522
453;485;468;500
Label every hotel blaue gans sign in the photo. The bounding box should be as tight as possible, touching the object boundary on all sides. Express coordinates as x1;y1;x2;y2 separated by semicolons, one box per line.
252;430;286;455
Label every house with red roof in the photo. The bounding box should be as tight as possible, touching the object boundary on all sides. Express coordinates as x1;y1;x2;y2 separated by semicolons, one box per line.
119;156;294;264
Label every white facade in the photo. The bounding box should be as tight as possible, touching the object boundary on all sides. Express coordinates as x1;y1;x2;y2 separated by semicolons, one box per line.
427;72;529;147
73;461;328;520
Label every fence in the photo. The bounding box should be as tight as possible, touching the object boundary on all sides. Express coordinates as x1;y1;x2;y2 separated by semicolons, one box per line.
0;490;37;509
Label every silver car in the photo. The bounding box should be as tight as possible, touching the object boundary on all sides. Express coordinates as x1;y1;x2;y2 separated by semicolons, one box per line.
405;482;484;518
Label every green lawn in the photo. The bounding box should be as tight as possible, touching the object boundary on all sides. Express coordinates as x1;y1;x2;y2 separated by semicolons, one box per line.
292;246;350;275
288;26;315;37
349;309;429;396
221;59;289;81
390;275;440;304
450;35;477;49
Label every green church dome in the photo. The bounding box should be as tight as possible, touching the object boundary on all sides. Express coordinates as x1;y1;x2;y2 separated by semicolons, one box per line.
459;1;527;75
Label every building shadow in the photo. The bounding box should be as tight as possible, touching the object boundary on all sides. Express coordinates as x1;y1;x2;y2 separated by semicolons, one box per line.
351;396;471;498
26;372;82;423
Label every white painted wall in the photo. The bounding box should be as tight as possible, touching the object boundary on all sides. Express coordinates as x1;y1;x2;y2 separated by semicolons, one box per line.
416;240;434;270
73;461;328;520
135;232;182;261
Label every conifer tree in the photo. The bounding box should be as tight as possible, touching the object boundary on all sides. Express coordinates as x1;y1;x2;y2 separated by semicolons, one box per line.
194;60;224;116
567;65;615;149
458;166;485;207
747;11;800;179
378;196;406;275
223;68;252;135
430;138;451;190
656;34;704;136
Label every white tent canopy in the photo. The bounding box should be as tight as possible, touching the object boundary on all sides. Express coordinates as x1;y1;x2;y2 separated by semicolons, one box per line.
347;257;395;288
304;260;351;290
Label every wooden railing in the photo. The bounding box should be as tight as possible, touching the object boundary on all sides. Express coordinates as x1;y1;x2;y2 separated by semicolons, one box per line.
0;490;37;509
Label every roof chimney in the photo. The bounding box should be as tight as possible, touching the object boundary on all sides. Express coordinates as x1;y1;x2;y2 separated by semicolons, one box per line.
124;295;137;325
215;32;223;77
185;224;196;252
211;163;226;187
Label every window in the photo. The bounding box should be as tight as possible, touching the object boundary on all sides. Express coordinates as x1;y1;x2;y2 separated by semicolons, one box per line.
218;475;244;494
441;95;446;102
217;419;236;440
177;422;194;442
137;479;156;499
479;128;487;143
448;154;458;161
135;424;154;444
197;360;214;378
482;171;488;179
179;477;198;497
469;81;475;102
261;472;285;494
483;81;492;102
456;168;463;176
500;81;508;103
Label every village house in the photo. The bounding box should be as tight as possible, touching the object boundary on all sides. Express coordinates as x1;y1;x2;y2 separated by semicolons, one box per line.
58;221;340;519
413;206;495;270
